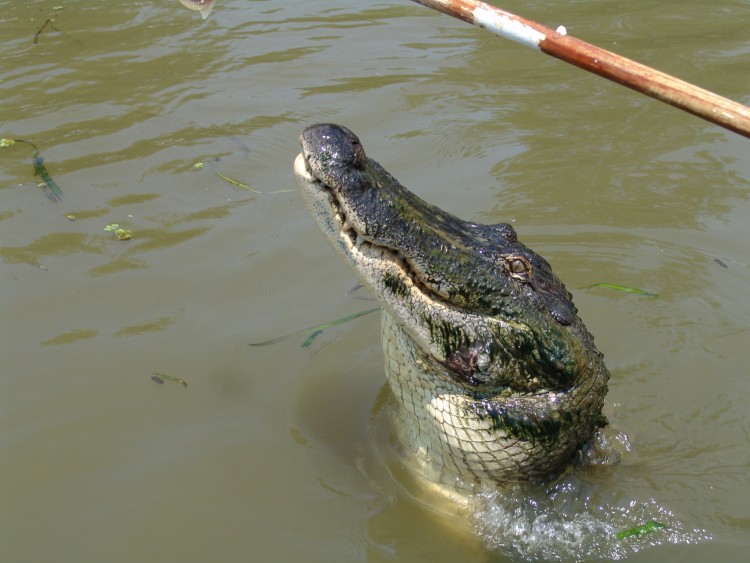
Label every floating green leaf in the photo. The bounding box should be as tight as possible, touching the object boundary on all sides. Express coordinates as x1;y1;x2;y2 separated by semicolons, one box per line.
194;158;261;193
616;521;666;539
249;308;380;347
586;283;658;297
104;224;132;240
33;155;63;202
212;167;262;194
3;139;63;201
301;329;324;348
151;372;188;388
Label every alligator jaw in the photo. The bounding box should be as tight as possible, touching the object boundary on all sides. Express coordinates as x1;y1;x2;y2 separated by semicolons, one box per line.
293;150;360;246
295;148;433;328
294;150;409;278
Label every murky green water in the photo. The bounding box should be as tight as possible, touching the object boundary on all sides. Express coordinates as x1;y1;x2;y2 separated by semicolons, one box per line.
2;1;749;561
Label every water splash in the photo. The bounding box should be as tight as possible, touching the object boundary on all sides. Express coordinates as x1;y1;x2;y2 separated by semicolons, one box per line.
473;478;711;560
469;429;711;559
367;390;711;560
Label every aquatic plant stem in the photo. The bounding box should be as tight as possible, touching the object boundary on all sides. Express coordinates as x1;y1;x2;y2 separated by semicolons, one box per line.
410;0;750;138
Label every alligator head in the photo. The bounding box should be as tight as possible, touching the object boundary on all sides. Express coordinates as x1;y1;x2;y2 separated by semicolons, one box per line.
294;123;609;487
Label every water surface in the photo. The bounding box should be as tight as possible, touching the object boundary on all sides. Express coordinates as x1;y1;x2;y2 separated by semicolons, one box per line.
2;1;749;561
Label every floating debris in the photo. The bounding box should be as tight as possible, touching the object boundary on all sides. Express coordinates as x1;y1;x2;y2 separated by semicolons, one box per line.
194;160;261;193
212;168;263;194
104;224;132;240
616;521;667;540
33;155;63;202
301;329;324;348
212;166;261;194
32;6;81;45
586;283;658;297
194;156;295;195
151;372;188;388
1;138;63;201
249;308;380;347
33;6;64;44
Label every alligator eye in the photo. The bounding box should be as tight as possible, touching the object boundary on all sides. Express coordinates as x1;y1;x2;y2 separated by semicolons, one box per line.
503;255;532;279
510;259;526;273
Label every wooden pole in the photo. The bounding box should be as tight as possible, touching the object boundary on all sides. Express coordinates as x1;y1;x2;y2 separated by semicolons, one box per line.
411;0;750;139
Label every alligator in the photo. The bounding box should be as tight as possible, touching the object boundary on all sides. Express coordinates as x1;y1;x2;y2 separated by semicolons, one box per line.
294;123;609;490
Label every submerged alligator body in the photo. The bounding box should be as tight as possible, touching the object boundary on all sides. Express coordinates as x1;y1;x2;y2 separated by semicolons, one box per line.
294;124;609;488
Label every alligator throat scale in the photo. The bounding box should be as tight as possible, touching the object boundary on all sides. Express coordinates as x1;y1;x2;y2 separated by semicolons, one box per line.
294;123;609;489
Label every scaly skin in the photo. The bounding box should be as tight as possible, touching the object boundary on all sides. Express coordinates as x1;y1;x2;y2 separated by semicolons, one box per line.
294;123;609;488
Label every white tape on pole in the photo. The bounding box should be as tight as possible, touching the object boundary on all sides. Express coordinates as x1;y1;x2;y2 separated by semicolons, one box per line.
471;5;545;49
